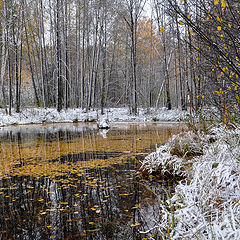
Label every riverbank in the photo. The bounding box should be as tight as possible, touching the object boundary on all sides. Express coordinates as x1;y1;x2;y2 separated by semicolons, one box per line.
0;107;187;127
141;124;240;239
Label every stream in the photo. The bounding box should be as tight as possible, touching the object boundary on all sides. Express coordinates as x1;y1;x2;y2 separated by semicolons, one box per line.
0;122;185;240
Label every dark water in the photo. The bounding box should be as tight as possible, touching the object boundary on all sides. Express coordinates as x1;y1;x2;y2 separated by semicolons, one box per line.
0;122;185;240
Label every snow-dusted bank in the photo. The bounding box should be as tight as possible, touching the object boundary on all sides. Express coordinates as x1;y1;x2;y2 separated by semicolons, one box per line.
141;124;240;239
0;107;187;126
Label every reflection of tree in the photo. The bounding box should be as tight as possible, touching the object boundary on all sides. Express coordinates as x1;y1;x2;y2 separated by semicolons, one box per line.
1;163;148;239
0;124;184;239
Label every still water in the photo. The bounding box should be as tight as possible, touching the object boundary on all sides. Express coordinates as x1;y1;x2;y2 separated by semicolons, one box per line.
0;122;185;240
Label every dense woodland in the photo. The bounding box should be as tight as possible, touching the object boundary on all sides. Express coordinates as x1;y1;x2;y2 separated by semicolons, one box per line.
0;0;239;118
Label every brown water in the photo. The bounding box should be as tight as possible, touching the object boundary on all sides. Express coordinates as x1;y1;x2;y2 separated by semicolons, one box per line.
0;122;185;240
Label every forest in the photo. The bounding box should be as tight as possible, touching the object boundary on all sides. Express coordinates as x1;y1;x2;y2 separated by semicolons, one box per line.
0;1;240;239
0;0;239;120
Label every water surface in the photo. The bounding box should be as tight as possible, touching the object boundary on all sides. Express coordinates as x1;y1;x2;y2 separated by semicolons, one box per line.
0;122;185;240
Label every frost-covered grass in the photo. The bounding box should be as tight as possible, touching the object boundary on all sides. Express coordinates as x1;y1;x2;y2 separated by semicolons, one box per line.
0;107;187;127
141;124;240;239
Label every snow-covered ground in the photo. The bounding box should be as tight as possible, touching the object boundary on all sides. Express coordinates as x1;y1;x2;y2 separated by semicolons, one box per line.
141;124;240;239
0;107;188;127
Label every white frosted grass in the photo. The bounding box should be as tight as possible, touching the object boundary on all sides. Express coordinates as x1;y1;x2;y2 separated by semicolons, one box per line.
97;117;110;129
0;107;187;127
141;131;206;176
141;125;240;239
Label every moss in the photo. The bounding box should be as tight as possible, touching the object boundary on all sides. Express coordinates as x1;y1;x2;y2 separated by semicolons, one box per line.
152;117;159;122
73;118;78;123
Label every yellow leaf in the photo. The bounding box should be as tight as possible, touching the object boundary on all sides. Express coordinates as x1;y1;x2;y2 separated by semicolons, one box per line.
131;222;141;227
217;26;221;31
178;21;184;25
221;0;226;8
228;24;232;28
187;14;190;19
160;27;164;33
214;0;219;5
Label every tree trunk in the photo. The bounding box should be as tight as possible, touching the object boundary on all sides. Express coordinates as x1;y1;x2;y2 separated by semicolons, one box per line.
56;0;63;112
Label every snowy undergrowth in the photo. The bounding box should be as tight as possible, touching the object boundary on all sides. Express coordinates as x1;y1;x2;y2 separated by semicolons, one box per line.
141;125;240;239
141;130;207;176
0;107;187;126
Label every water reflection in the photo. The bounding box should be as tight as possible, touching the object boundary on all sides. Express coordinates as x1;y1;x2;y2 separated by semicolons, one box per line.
0;122;185;239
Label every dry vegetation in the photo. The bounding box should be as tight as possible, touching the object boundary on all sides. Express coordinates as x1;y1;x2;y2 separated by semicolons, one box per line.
141;124;240;239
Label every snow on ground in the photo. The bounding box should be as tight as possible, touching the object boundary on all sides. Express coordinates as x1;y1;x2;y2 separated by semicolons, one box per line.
0;107;188;127
141;124;240;239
